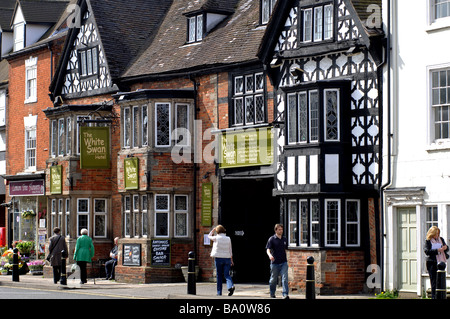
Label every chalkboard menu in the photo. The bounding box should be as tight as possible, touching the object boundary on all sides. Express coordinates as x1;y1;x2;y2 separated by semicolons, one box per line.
151;239;171;267
123;244;141;266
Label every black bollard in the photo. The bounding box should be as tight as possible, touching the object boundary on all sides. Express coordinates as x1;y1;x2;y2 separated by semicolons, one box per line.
60;250;67;285
306;256;315;299
12;248;19;282
187;251;196;295
436;262;447;300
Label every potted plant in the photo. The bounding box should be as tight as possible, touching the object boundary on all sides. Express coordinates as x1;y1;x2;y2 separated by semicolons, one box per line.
14;240;34;256
27;260;44;275
21;210;36;218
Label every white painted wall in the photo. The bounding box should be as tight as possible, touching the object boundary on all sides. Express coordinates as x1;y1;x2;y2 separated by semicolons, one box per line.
383;0;450;295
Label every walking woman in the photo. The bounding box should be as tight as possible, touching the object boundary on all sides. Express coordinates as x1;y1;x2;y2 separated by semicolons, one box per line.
424;226;448;299
73;228;95;284
208;225;235;296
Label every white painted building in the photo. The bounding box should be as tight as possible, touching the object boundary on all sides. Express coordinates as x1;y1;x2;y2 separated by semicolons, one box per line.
383;0;450;296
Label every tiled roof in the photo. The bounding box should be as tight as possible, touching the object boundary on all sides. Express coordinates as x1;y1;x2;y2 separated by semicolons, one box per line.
0;0;15;32
184;0;239;14
122;0;264;79
89;0;173;79
16;0;69;24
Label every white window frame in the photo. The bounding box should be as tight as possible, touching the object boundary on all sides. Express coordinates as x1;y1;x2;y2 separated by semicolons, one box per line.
51;199;57;231
324;4;333;40
155;194;170;237
141;105;148;147
77;198;90;237
310;200;320;247
25;57;37;104
123;107;131;148
325;199;341;247
345;199;360;247
133;194;140;238
65;198;71;237
299;199;309;247
174;195;189;238
13;22;24;52
302;8;313;43
132;106;139;148
261;0;276;24
175;103;190;146
124;195;131;237
25;127;36;171
142;195;148;238
288;199;297;247
187;14;203;43
155;103;171;147
93;198;107;238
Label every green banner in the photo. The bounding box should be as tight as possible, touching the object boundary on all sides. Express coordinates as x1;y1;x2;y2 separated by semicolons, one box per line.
201;183;212;227
219;127;274;169
124;157;139;189
80;126;110;169
50;165;62;194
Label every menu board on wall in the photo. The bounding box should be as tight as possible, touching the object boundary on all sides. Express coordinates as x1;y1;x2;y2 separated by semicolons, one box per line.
151;239;171;267
123;244;141;266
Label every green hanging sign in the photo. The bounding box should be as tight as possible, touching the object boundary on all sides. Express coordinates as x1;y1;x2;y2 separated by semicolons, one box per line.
50;165;62;194
124;157;139;190
80;126;110;169
219;127;274;169
201;182;213;227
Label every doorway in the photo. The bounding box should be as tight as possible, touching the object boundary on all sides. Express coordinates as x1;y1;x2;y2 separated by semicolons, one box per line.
397;207;417;292
220;177;279;283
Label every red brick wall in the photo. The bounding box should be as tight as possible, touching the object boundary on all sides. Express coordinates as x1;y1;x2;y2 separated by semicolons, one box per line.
287;249;366;295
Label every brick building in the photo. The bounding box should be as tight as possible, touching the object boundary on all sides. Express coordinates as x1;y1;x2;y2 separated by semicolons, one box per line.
3;0;68;255
2;0;386;295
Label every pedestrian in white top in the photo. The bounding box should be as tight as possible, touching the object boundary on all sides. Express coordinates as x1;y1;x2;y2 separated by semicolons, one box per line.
208;225;235;296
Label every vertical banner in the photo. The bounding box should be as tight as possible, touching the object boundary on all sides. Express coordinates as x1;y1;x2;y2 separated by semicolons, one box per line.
201;182;212;226
80;126;110;169
50;165;62;194
124;157;139;189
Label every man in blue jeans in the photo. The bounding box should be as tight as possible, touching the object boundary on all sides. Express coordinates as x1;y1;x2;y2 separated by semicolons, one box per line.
266;224;289;299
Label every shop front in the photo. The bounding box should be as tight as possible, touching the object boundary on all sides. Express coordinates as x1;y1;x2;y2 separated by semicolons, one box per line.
5;177;47;258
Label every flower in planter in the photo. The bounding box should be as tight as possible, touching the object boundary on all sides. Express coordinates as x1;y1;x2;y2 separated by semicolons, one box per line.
27;260;44;271
21;210;36;218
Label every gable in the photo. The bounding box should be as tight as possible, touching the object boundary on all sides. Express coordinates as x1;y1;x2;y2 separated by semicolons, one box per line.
61;8;112;97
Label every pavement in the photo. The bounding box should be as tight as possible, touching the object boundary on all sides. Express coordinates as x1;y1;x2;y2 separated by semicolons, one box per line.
0;272;375;299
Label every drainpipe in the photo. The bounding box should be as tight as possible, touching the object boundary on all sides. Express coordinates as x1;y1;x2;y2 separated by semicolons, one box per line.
190;76;199;265
379;0;392;293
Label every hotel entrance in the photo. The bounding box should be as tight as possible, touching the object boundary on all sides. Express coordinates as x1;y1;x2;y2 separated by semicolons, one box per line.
220;177;278;283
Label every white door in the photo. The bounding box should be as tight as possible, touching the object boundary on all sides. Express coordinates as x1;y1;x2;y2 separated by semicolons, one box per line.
398;208;417;291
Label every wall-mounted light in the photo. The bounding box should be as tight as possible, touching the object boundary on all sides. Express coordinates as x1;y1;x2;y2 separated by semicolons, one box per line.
270;56;283;68
289;63;304;79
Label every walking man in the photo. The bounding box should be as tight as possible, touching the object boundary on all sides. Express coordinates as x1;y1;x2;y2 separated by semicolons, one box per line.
266;224;289;299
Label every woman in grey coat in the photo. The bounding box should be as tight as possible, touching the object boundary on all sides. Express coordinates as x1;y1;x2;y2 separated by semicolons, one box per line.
48;227;68;284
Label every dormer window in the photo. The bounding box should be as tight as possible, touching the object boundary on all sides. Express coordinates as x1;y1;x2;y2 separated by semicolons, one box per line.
187;14;203;43
434;0;450;19
78;46;99;77
301;3;333;43
261;0;276;24
13;22;24;51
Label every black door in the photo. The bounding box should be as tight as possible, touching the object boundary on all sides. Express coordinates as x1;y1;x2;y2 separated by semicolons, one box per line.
220;178;278;283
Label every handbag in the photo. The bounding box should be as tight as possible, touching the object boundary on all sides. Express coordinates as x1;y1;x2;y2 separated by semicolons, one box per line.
47;235;62;261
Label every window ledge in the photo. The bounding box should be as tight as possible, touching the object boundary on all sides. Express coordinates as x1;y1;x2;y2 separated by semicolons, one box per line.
24;97;37;104
426;17;450;33
426;141;450;152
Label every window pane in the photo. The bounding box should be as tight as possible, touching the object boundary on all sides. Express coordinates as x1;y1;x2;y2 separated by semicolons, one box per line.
142;106;148;146
303;9;312;42
92;47;98;74
188;17;196;42
133;106;139;147
156;212;168;236
346;200;359;246
288;200;297;246
235;77;244;94
175;213;187;237
58;118;65;156
299;92;308;142
325;90;339;140
314;7;323;41
234;98;244;125
324;5;333;39
310;91;319;141
288;93;297;143
94;215;106;237
311;200;320;245
326;200;339;246
176;104;189;145
196;15;203;41
245;96;254;124
300;200;308;245
156;103;170;146
66;117;72;155
255;95;265;123
124;108;131;147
